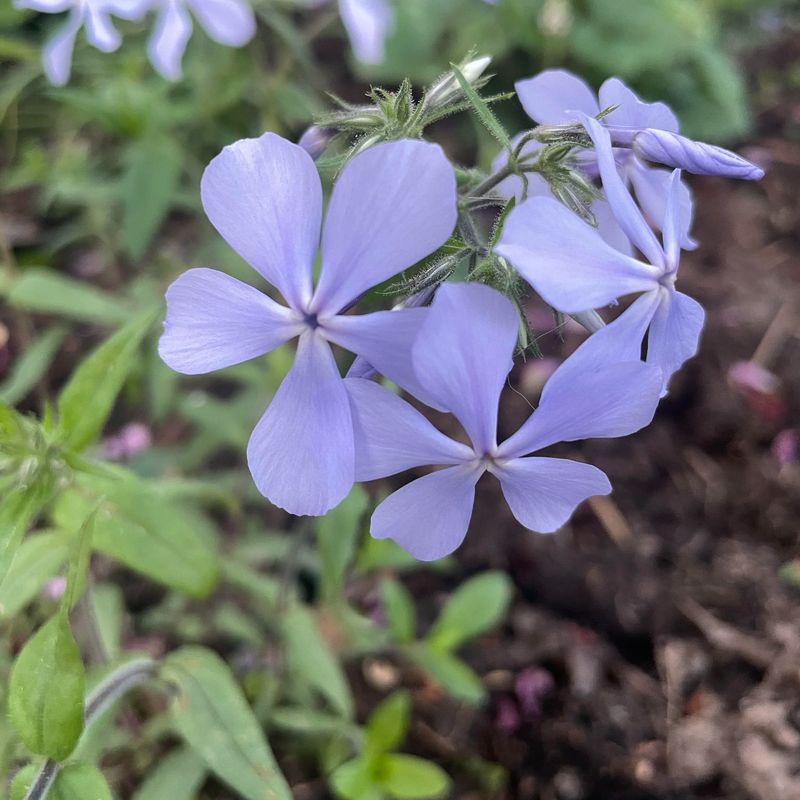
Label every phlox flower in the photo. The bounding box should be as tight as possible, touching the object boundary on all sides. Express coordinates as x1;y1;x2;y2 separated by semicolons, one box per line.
496;114;706;395
511;69;699;249
14;0;150;86
147;0;256;80
345;282;662;561
159;133;456;516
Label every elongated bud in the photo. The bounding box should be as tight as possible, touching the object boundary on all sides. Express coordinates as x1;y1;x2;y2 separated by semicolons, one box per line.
632;129;764;180
297;126;333;160
422;55;492;112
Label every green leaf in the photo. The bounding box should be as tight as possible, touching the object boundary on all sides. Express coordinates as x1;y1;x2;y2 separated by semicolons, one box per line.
9;764;37;800
380;579;416;644
62;505;98;611
6;268;130;325
90;583;125;661
330;758;382;800
8;614;86;760
281;604;354;719
56;310;156;452
270;706;357;739
132;746;206;800
50;763;113;800
426;571;512;651
0;530;69;619
407;644;485;705
0;325;66;405
365;691;411;759
379;754;450;799
451;63;511;150
121;134;182;260
316;485;368;600
53;473;218;597
161;646;291;800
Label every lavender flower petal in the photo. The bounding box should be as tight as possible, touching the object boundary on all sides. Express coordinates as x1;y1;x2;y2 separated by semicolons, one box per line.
515;69;598;124
338;0;393;64
496;195;661;313
201;132;322;311
247;332;354;516
495;457;611;532
158;268;303;374
497;356;662;458
345;378;473;481
324;308;446;410
188;0;256;46
582;114;666;268
413;283;517;454
148;0;193;79
370;465;482;561
633;129;764;180
661;169;684;267
628;161;697;250
598;77;679;132
646;290;705;393
312;140;456;315
42;9;82;86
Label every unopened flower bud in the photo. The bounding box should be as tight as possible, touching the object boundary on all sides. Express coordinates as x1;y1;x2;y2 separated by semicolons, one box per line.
632;128;764;180
297;126;333;160
423;55;492;112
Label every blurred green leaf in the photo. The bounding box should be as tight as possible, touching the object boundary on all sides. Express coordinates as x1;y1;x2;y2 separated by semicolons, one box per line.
316;485;368;600
121;134;182;260
162;646;292;800
282;604;354;719
0;530;69;619
330;758;381;800
90;583;125;661
379;754;450;799
49;763;113;800
132;746;206;800
407;644;485;705
364;691;410;759
56;310;156;452
6;268;131;325
380;578;416;644
426;571;512;651
0;325;66;405
53;473;218;597
8;613;85;760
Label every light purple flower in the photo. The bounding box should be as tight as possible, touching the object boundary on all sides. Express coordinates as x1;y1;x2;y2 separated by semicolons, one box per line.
517;69;763;182
345;282;662;560
512;69;698;249
496;115;706;396
159;133;456;516
15;0;150;86
147;0;256;80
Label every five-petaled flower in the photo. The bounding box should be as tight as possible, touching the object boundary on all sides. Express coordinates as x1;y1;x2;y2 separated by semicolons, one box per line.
345;282;663;560
497;114;706;396
159;133;456;516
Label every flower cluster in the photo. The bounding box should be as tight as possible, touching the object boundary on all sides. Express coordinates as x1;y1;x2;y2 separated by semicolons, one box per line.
160;68;763;559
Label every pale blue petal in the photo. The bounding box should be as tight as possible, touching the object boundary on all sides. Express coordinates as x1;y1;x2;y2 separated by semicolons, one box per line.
201;132;322;312
593;197;633;256
582;114;666;268
370;465;482;561
312;139;456;315
42;10;82;86
159;268;302;374
628;161;697;250
496;195;661;313
323;308;445;410
247;332;353;516
646;289;705;394
147;1;193;80
660;169;683;268
598;77;679;132
345;378;473;481
515;69;598;124
188;0;256;46
84;8;121;52
495;457;611;532
413;283;517;454
338;0;393;63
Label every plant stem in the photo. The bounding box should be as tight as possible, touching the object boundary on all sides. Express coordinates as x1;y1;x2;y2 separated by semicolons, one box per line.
23;659;157;800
